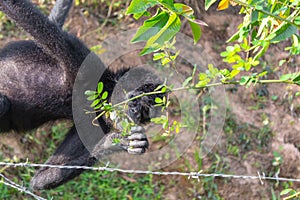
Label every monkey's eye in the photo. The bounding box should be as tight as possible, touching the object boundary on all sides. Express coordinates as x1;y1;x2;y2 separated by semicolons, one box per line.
128;93;135;99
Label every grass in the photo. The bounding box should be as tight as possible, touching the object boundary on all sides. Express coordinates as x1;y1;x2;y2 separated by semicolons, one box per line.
0;122;164;200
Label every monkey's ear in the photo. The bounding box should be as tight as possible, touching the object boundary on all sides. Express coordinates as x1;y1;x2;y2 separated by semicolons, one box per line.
31;126;96;190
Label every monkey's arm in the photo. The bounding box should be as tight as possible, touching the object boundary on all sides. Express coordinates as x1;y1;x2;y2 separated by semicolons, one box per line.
49;0;73;28
0;94;10;118
0;94;10;132
31;126;148;190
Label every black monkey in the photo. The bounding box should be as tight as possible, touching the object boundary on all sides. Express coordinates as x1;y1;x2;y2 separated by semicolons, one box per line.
0;0;158;190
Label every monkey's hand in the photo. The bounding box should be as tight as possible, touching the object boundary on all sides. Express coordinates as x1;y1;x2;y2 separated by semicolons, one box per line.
126;126;148;154
92;126;148;158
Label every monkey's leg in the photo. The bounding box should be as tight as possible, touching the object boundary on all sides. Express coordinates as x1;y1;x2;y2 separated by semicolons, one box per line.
0;94;10;118
31;126;149;190
31;126;96;190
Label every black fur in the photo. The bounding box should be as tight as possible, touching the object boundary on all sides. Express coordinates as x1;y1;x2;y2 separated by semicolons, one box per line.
127;83;164;124
0;0;153;190
49;0;73;28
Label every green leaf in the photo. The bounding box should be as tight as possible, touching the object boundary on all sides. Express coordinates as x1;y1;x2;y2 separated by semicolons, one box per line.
159;0;175;11
174;3;193;16
94;103;103;110
84;90;97;96
161;57;171;65
292;73;300;82
182;77;192;87
230;69;240;78
189;20;202;44
153;52;166;60
97;82;104;94
103;103;112;111
294;16;300;26
87;94;99;101
133;11;151;20
101;91;108;100
131;11;169;43
240;76;250;85
280;74;293;81
90;99;101;108
208;64;219;76
140;12;181;55
226;31;240;43
161;86;167;93
199;73;207;81
280;188;293;196
205;0;217;10
155;97;163;104
126;0;158;15
271;24;297;43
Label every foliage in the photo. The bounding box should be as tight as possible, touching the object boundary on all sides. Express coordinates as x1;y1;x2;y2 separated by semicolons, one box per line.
213;0;300;78
126;0;206;61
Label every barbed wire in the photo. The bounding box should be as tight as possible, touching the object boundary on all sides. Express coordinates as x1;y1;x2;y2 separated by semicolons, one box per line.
1;161;300;183
1;161;300;199
0;173;46;200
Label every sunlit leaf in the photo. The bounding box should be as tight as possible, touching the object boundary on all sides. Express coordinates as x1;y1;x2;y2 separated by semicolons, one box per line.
271;23;297;43
90;99;101;108
133;11;151;20
280;189;293;196
182;77;192;87
174;3;194;16
217;0;230;10
161;57;171;65
155;97;163;103
140;12;181;55
205;0;218;10
153;52;166;60
97;82;104;94
240;76;250;85
87;94;99;101
126;0;159;15
85;90;97;96
131;11;169;43
101;91;108;100
280;73;293;81
159;0;175;11
189;21;202;44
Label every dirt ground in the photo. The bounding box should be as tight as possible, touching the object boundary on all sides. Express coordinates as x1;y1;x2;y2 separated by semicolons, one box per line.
0;1;299;199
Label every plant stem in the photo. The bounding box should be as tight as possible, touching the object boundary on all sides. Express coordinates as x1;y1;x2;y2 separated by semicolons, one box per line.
94;79;295;116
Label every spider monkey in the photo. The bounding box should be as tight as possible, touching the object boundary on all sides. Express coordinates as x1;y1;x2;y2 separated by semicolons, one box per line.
0;0;160;190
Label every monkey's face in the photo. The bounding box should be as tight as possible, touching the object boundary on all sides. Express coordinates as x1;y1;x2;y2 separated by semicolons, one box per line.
126;83;164;124
127;92;152;124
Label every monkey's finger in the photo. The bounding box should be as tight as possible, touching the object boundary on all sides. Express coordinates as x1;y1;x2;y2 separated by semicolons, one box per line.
128;133;147;140
130;126;145;134
129;140;148;148
127;147;146;155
